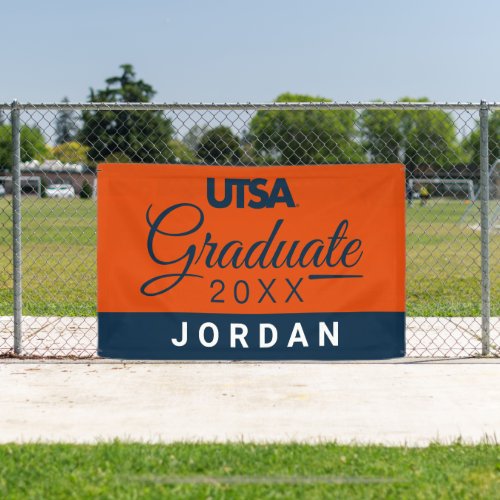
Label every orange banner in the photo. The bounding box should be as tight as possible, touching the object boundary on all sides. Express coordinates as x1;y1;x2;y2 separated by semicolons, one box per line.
97;164;405;359
98;164;405;313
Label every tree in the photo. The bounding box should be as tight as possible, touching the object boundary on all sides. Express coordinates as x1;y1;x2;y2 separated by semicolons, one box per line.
51;141;89;164
168;139;197;163
79;64;175;165
249;93;365;165
104;152;132;163
462;111;500;167
197;126;243;164
55;97;79;145
359;102;403;163
183;124;208;150
403;98;464;172
0;125;48;170
360;97;463;171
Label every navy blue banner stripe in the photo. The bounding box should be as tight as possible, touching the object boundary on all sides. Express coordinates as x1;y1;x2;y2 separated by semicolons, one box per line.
98;312;405;360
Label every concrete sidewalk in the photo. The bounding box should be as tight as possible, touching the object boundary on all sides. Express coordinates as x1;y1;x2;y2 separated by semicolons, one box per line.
1;360;499;445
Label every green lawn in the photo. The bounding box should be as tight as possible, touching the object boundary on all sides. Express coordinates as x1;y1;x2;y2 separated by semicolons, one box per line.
0;443;498;499
0;196;498;317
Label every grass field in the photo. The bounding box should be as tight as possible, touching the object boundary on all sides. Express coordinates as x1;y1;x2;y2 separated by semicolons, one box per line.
0;443;498;498
0;196;498;317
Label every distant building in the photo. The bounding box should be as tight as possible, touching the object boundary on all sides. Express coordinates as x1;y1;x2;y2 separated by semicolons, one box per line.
21;160;87;174
14;160;95;195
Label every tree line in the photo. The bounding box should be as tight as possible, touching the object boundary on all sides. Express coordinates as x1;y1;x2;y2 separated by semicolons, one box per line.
0;64;498;172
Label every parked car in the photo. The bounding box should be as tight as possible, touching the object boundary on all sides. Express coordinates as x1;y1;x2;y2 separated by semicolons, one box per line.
45;184;76;199
0;184;5;197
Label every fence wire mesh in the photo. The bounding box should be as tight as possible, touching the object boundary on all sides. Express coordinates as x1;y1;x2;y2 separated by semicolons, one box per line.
0;102;498;357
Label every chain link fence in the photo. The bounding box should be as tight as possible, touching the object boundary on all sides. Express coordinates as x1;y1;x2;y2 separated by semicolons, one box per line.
0;101;498;358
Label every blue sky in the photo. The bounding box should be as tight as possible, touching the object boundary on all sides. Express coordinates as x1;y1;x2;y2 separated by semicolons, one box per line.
1;0;499;103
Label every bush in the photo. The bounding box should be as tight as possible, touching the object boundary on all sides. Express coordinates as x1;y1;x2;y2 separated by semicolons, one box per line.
80;180;93;199
41;178;49;198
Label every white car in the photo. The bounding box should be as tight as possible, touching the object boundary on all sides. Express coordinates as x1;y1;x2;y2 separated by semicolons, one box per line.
0;184;5;197
45;184;75;199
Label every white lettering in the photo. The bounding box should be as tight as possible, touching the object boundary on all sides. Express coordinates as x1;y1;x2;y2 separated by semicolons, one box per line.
172;321;188;346
319;321;339;346
230;323;249;348
259;323;278;348
199;322;219;347
287;322;309;347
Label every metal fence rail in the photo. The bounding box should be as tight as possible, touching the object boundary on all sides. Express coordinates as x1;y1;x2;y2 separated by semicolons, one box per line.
0;101;498;358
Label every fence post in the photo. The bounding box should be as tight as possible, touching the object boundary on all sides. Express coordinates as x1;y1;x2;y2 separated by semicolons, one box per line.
479;100;490;356
11;100;22;355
